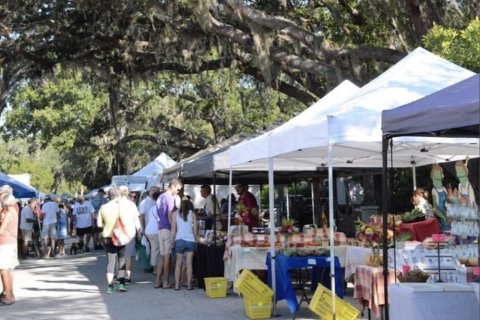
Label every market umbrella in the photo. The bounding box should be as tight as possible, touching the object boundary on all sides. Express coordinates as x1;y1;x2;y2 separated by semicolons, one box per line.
0;171;38;198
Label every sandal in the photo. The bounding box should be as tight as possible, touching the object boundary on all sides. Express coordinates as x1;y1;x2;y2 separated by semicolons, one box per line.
154;281;162;289
0;299;15;306
162;284;172;289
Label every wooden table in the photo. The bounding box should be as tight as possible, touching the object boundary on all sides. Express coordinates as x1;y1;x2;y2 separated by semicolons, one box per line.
353;265;398;319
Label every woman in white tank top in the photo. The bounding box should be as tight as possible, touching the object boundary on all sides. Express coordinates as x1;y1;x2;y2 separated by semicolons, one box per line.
171;198;198;290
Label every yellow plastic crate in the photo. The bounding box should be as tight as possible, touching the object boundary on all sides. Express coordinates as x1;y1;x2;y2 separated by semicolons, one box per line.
235;269;274;300
244;297;272;319
204;277;228;298
309;284;360;320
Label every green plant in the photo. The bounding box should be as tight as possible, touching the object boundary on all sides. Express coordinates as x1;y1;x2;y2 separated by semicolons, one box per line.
401;208;425;223
398;267;429;283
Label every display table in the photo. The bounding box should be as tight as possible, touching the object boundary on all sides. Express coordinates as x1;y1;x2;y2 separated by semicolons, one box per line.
266;253;344;314
389;283;480;320
398;218;440;242
224;245;370;282
194;242;225;289
354;265;398;318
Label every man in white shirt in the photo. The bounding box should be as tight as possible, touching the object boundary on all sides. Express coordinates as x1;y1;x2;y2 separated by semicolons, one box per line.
72;195;95;252
20;198;38;258
41;196;60;258
138;186;161;274
200;185;222;231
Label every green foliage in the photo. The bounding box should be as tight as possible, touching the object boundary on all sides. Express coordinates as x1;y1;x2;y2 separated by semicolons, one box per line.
423;18;480;72
401;208;425;223
4;67;108;152
0;137;81;194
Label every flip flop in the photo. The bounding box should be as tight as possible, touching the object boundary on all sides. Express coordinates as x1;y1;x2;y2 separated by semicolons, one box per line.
0;300;15;306
162;284;172;289
187;287;194;291
174;287;180;291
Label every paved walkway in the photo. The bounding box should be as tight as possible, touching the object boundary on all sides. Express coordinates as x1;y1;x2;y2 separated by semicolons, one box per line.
1;250;371;320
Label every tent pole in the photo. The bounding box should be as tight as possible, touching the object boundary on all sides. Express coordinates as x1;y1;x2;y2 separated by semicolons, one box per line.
382;136;390;320
213;171;217;245
327;117;336;319
285;186;290;219
227;166;233;234
411;157;417;190
311;182;315;225
268;156;277;316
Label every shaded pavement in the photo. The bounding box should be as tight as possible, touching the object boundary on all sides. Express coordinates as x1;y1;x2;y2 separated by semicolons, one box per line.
1;250;370;320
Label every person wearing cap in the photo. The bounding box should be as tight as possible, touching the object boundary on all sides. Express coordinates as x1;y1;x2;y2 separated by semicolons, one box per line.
0;185;19;305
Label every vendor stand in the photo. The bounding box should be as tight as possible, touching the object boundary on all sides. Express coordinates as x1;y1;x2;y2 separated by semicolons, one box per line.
382;73;480;320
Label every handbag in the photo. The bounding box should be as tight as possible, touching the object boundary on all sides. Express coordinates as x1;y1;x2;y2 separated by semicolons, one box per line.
112;213;132;246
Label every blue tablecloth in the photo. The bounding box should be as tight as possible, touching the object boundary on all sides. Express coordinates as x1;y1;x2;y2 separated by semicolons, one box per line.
266;253;344;313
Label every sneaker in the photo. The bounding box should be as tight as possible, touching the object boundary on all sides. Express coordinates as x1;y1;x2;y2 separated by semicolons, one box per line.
118;284;127;292
107;286;116;294
125;278;131;285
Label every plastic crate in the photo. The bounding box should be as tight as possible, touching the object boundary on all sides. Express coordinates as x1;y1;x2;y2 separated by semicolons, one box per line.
244;297;272;319
235;269;274;300
204;277;228;298
309;284;360;320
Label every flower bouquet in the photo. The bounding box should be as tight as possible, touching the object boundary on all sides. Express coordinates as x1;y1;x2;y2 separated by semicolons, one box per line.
234;203;248;224
355;220;394;266
278;218;296;249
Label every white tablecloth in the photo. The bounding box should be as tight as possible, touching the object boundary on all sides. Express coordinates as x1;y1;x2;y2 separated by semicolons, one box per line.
389;283;480;320
224;245;371;282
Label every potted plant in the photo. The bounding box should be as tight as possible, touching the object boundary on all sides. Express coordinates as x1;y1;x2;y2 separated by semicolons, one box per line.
398;267;430;283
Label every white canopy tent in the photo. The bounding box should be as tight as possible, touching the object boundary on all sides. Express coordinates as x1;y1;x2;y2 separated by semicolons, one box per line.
133;152;177;188
160;138;244;184
228;48;476;318
230;48;477;169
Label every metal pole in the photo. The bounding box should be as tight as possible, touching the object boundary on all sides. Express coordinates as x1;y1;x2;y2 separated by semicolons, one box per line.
327;116;336;319
213;171;217;245
285;186;290;219
311;182;315;225
227;166;233;233
268;156;277;316
411;157;417;190
382;136;390;320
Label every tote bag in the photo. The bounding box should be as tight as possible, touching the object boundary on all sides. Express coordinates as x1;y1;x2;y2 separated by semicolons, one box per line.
112;215;132;246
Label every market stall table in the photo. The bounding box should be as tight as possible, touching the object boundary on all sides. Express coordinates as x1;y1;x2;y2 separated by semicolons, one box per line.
389;283;479;320
266;252;344;314
223;232;351;281
398;218;440;242
194;242;225;289
354;265;398;319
